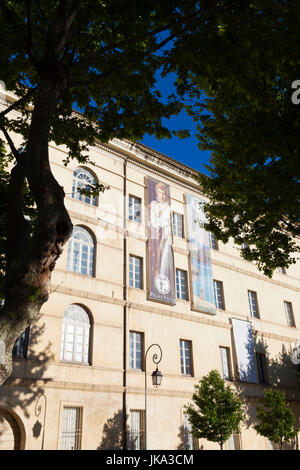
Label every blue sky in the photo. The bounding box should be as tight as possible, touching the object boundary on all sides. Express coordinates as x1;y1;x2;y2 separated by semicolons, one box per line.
140;73;211;176
141;111;211;176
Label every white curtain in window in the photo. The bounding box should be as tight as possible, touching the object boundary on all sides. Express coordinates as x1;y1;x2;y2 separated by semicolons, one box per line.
183;414;194;450
60;305;91;363
129;410;145;450
61;406;82;450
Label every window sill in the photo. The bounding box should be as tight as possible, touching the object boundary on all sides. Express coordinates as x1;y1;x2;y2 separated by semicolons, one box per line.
128;368;144;374
128;286;146;292
60;360;90;367
66;270;95;279
67;196;98;209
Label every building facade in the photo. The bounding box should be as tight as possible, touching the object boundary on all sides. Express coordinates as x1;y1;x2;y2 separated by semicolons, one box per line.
0;92;300;450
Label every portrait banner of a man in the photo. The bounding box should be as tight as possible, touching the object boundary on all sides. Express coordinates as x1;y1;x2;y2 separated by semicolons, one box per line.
146;177;175;304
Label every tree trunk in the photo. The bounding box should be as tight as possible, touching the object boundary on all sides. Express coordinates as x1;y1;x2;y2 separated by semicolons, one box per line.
0;79;73;385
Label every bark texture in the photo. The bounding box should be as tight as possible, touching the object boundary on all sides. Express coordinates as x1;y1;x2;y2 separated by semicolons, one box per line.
0;79;73;385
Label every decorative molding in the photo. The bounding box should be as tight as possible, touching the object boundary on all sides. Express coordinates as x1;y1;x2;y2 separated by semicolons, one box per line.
253;329;299;344
127;301;231;330
50;283;299;341
212;257;300;292
126;229;147;242
172;244;189;256
52;284;125;306
41;310;123;330
53;269;123;288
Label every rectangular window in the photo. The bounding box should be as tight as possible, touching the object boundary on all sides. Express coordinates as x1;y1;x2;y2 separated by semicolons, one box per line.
129;410;145;450
227;433;241;450
130;331;144;370
172;212;184;238
128;195;142;223
277;267;286;274
214;280;225;310
180;339;193;376
209;232;218;250
256;352;268;385
248;290;259;318
176;269;188;300
60;406;82;450
12;327;30;359
284;301;295;327
182;414;198;450
129;255;143;289
220;346;231;381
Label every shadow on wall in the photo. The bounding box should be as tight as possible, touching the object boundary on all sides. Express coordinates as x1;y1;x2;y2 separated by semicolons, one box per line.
233;329;299;391
97;409;124;450
233;330;300;449
0;320;53;446
176;424;203;450
97;410;141;450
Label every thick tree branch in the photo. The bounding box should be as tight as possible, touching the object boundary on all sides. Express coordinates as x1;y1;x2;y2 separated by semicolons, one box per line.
26;0;39;67
46;0;80;60
0;123;21;161
0;87;36;119
55;0;81;57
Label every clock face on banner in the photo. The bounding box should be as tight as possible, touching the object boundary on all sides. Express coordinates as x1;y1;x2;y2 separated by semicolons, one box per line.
155;274;170;295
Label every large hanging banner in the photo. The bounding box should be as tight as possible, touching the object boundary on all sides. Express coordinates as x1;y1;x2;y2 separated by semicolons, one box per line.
231;318;258;383
185;194;216;314
147;177;175;304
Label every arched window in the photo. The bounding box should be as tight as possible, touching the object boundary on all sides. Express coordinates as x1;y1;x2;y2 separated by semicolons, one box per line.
67;226;95;276
60;304;91;364
72;167;97;206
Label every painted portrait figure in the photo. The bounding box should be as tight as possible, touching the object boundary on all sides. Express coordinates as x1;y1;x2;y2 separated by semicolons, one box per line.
147;178;175;304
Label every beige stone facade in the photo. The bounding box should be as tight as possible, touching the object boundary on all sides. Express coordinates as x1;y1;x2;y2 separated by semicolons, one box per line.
0;92;300;450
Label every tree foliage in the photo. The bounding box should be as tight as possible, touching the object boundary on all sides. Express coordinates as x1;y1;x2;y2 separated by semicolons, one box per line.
184;370;244;450
0;0;299;385
0;0;207;383
254;389;298;449
165;0;300;276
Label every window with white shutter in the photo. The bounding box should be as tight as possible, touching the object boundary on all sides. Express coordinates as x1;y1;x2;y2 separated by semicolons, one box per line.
128;195;142;223
227;433;241;450
172;212;184;238
176;269;188;300
129;256;143;289
60;406;82;450
248;290;259;318
130;331;144;370
220;346;231;381
182;414;197;450
284;301;295;327
180;339;193;376
129;410;145;450
214;280;225;310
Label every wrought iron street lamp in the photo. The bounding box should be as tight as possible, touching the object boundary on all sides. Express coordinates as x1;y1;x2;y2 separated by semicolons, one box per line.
144;343;163;450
